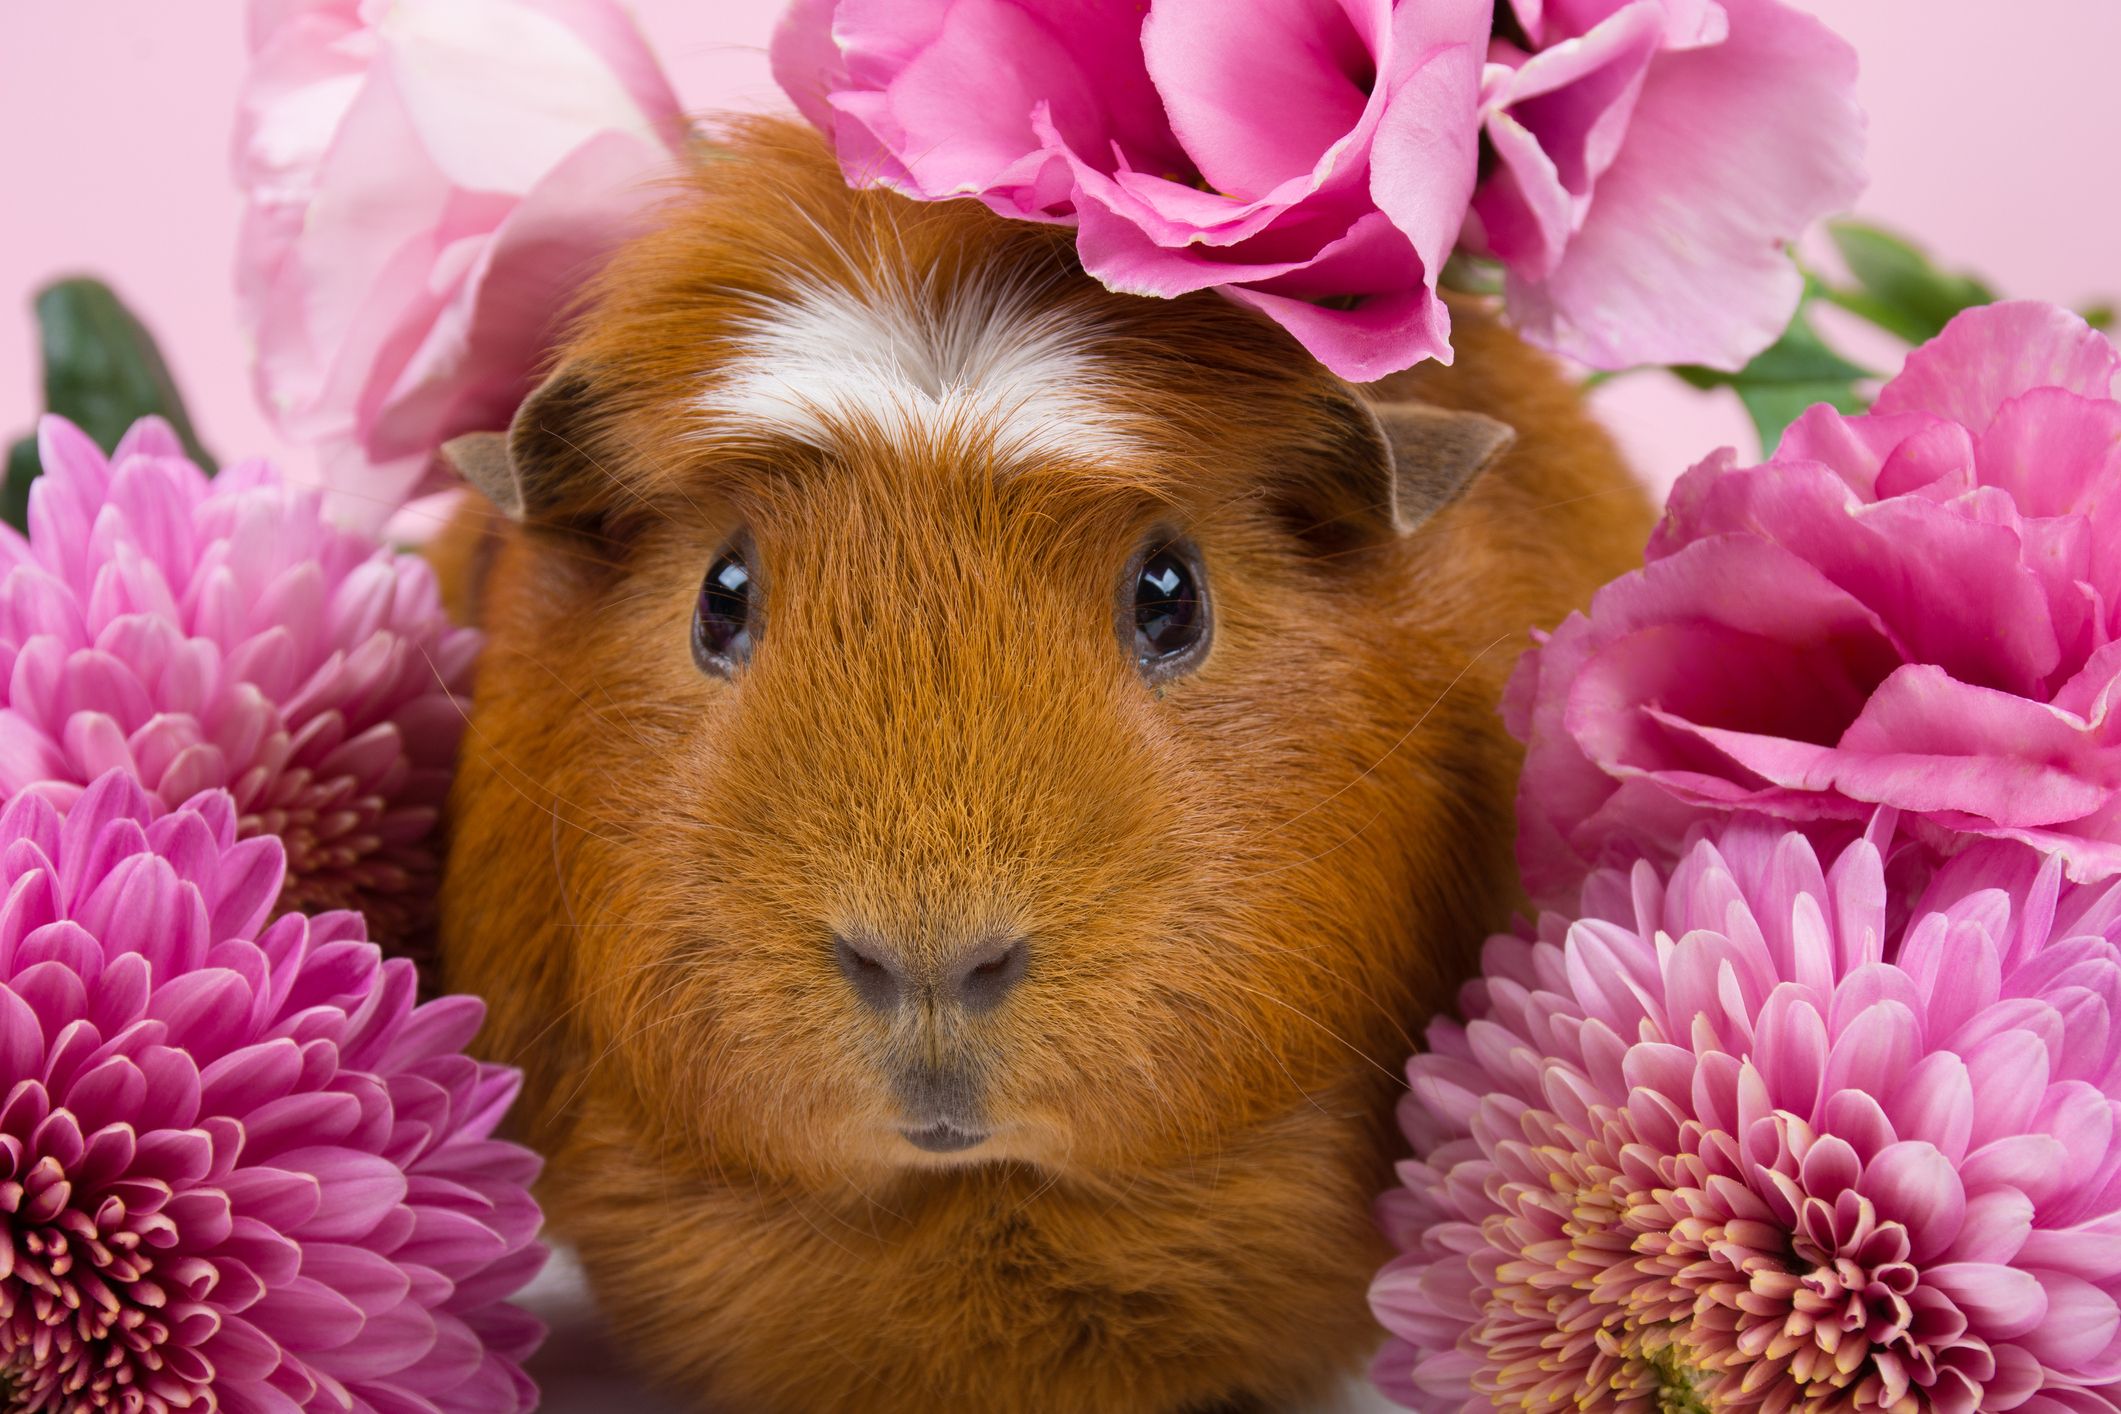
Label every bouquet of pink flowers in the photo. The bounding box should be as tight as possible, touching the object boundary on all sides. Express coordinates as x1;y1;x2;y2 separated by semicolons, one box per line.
0;418;546;1408
222;0;1868;515
773;0;1864;378
1372;303;2121;1411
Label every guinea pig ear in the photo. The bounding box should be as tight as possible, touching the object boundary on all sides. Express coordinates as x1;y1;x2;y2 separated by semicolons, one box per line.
438;432;517;515
441;363;605;524
1361;400;1517;536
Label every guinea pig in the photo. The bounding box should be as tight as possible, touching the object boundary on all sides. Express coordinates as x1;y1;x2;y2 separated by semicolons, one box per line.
430;117;1651;1413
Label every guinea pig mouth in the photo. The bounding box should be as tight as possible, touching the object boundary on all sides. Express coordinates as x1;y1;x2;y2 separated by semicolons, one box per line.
899;1121;989;1154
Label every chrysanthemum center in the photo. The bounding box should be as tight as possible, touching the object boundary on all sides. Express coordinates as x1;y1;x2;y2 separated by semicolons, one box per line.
1709;1187;1950;1410
1644;1343;1715;1414
246;773;434;954
2;1140;211;1413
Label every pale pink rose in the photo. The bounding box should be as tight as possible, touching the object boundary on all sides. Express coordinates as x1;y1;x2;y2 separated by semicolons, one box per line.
772;0;1492;381
1470;0;1866;369
234;0;688;530
1510;302;2121;904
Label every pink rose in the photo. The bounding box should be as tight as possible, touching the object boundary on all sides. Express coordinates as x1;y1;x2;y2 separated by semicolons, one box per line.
772;0;1493;381
234;0;687;530
1510;301;2121;903
774;0;1864;380
1471;0;1865;369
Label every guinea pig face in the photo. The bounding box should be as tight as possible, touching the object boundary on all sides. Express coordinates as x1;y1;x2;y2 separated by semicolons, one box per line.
446;152;1531;1194
636;450;1228;1177
476;366;1513;1194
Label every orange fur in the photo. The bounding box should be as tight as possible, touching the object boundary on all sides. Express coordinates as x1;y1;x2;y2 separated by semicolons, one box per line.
435;119;1651;1413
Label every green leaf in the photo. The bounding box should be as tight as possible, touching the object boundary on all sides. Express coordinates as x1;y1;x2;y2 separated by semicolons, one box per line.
3;435;35;532
3;276;216;529
1668;305;1874;452
1730;379;1869;452
1825;221;1997;345
33;277;214;468
1438;250;1505;297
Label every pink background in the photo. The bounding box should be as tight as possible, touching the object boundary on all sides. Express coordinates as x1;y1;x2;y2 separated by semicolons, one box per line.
4;0;2119;496
2;8;2114;1408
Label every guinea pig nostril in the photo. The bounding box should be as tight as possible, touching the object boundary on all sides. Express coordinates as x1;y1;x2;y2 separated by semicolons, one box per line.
952;936;1029;1013
832;935;904;1011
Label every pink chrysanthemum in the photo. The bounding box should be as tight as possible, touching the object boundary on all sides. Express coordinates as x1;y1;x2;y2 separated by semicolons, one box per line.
0;417;480;948
0;771;544;1412
1371;816;2121;1413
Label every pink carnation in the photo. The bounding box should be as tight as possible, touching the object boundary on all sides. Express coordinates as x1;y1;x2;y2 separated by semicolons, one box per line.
1511;301;2121;904
0;771;545;1412
234;0;687;529
0;416;480;949
1469;0;1864;369
1372;816;2121;1412
772;0;1492;381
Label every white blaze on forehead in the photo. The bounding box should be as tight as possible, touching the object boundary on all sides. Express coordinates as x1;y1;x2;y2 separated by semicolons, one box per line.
697;269;1133;460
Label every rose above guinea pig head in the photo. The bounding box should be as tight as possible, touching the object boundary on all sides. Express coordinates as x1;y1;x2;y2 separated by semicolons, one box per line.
434;121;1646;1194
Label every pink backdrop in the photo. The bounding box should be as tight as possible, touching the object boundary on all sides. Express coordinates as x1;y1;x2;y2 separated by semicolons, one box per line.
3;8;2114;1408
4;1;2119;496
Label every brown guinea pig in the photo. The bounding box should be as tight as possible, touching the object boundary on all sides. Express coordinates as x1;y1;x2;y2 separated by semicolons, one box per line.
429;117;1650;1414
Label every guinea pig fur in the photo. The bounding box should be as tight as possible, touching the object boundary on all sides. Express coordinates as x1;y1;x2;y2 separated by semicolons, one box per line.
430;117;1652;1414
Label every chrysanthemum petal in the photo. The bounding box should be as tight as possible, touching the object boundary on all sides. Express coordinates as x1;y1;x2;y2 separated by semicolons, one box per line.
0;772;543;1407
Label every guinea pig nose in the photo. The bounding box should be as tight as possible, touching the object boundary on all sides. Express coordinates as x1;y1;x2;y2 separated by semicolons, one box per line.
832;934;906;1011
950;935;1029;1013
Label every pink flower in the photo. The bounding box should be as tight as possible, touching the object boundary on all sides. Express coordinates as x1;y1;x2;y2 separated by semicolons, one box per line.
0;416;480;949
774;0;1865;379
1371;816;2121;1412
772;0;1493;381
0;771;545;1411
1470;0;1865;369
1511;302;2121;903
234;0;688;530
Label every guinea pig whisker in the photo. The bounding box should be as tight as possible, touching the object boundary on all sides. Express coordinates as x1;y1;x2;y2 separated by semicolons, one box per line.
1252;631;1515;843
497;645;669;754
508;949;686;1049
546;980;727;1122
1211;935;1419;1056
1252;1023;1339;1123
410;647;636;848
611;427;710;521
1222;980;1410;1093
1497;480;1660;524
714;1148;868;1261
499;950;683;1069
547;806;590;942
818;1160;909;1230
1007;1152;1074;1216
545;423;677;527
460;746;629;847
1241;808;1381;881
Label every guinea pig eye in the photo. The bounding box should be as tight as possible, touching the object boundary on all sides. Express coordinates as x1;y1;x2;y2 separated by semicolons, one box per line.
1128;539;1209;683
692;547;757;676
